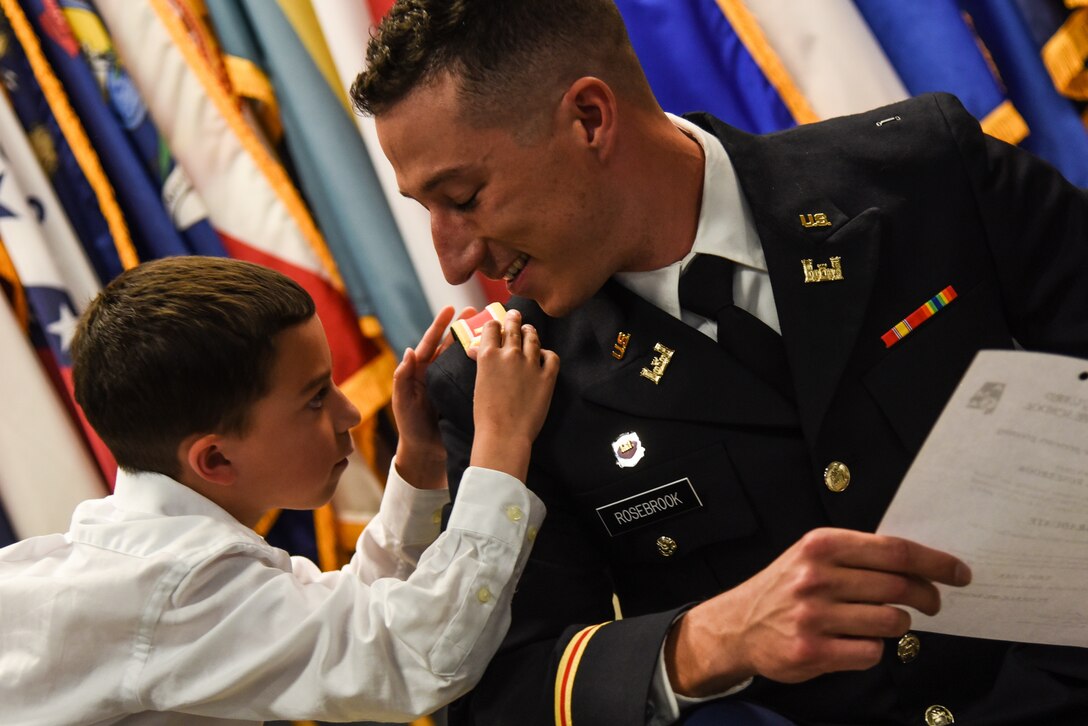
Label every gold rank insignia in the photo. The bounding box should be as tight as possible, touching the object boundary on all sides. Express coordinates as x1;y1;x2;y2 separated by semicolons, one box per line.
799;212;832;228
640;342;675;384
802;256;844;283
612;331;630;360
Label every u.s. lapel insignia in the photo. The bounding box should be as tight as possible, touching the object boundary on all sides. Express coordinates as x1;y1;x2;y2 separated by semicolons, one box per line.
801;256;844;283
611;431;646;468
612;332;631;360
799;212;832;228
639;342;675;384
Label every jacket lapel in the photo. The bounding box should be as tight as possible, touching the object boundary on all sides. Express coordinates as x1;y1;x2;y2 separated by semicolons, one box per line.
765;208;882;443
579;281;797;428
706;115;884;444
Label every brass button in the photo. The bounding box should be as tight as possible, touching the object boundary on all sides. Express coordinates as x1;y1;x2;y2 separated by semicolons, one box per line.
897;632;920;663
656;535;677;557
505;505;524;522
924;705;954;725
476;587;492;604
824;461;851;492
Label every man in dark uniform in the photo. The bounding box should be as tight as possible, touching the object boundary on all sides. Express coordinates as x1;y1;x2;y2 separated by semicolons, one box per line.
351;1;1088;723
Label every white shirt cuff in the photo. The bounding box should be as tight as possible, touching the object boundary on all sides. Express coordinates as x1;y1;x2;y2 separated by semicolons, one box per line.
646;623;754;725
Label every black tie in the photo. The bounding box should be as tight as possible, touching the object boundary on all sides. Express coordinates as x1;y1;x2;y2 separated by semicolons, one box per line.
679;254;793;399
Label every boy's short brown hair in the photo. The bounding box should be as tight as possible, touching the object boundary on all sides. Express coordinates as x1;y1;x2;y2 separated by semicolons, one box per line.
71;257;315;478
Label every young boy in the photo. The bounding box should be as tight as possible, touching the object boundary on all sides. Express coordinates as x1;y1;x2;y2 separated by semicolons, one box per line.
0;256;558;724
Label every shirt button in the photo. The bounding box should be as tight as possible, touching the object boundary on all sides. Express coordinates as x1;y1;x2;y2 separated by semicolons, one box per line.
431;509;443;525
824;461;851;492
897;632;921;663
656;535;678;557
476;587;492;604
527;526;538;542
924;705;954;725
505;505;524;522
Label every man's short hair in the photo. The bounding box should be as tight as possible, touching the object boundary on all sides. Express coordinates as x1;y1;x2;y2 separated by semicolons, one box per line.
351;0;649;126
71;257;315;478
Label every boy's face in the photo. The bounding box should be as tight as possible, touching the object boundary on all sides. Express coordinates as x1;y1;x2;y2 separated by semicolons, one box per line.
223;316;360;522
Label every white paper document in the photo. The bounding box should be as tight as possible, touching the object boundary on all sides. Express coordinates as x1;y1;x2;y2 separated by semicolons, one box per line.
877;349;1088;647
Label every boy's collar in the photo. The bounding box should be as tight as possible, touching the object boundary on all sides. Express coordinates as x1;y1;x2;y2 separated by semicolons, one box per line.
112;468;252;530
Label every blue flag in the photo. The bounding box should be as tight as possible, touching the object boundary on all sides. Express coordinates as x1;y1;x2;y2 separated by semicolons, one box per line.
0;11;120;284
961;0;1088;186
58;0;227;258
853;0;1015;125
22;0;224;262
615;0;811;132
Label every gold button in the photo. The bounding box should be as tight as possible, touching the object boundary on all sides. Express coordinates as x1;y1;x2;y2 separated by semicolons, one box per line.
527;526;538;542
824;461;851;492
656;535;677;557
897;632;920;663
505;505;524;522
476;587;492;604
924;705;954;726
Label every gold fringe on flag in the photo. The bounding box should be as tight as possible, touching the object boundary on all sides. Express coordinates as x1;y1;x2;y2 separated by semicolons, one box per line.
980;99;1030;146
223;54;284;142
1043;9;1088;100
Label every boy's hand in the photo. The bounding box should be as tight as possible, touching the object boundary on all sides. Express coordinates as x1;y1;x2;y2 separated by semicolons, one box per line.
393;306;475;489
470;309;559;482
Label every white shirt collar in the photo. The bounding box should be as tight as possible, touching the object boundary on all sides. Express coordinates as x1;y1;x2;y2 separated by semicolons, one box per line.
111;467;248;529
613;113;764;317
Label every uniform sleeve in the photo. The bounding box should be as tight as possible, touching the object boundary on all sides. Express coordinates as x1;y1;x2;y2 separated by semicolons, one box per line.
934;92;1088;356
133;467;544;723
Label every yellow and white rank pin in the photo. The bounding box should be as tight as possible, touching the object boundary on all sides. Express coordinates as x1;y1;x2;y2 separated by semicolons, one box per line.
452;302;507;351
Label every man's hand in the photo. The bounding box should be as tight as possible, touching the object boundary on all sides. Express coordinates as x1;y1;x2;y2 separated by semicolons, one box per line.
664;527;972;696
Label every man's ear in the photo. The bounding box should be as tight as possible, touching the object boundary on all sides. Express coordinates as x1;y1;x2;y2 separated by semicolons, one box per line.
182;433;236;488
560;76;617;157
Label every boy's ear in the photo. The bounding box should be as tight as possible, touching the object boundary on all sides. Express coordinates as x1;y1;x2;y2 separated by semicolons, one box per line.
183;433;236;487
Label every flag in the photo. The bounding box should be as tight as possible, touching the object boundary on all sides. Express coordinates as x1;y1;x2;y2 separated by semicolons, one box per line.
311;0;488;316
55;0;228;258
615;0;816;132
0;242;105;539
853;0;1029;145
204;0;431;355
0;5;127;284
960;0;1088;186
17;0;198;261
0;83;116;485
742;0;909;119
96;0;395;569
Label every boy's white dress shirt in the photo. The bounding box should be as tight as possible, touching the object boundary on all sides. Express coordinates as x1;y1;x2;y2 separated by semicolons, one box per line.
0;462;544;725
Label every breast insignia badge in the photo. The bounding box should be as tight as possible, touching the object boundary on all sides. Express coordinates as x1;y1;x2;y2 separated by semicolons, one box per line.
611;431;646;468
